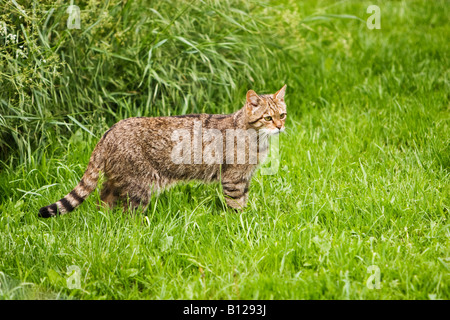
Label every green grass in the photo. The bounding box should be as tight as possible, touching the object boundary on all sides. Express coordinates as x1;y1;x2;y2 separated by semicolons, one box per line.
0;0;449;299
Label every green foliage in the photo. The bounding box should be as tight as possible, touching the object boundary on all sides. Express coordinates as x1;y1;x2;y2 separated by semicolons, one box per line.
0;0;285;163
0;0;449;299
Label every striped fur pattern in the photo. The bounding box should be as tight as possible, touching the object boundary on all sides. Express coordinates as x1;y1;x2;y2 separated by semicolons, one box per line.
39;144;103;217
38;85;287;217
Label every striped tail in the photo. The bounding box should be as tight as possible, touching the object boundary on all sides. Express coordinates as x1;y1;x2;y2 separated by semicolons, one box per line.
39;145;104;218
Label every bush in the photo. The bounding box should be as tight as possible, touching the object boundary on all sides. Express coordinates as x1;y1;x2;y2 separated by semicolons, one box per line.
0;0;287;164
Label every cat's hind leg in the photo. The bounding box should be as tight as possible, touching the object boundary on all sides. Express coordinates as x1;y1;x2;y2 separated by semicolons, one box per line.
115;168;165;212
99;180;121;210
119;180;155;212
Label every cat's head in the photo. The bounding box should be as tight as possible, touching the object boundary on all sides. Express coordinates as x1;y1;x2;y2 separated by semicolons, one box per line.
245;85;287;135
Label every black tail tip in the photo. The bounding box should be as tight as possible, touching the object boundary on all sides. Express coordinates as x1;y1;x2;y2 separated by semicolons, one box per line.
38;204;58;218
38;206;52;218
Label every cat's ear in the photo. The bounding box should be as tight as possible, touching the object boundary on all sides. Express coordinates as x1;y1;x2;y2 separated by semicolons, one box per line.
247;90;261;106
273;84;287;101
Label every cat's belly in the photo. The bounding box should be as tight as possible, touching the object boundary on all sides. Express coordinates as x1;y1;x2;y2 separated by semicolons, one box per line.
164;163;222;183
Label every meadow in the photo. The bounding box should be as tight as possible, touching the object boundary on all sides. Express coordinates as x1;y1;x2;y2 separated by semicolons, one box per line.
0;0;448;299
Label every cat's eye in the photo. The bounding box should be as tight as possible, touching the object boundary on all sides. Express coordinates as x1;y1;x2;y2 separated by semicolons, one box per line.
280;113;287;119
264;116;272;121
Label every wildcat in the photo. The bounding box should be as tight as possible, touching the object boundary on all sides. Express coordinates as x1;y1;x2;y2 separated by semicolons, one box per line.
38;85;287;217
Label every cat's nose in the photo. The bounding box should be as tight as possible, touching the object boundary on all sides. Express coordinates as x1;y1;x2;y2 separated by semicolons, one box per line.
275;123;282;130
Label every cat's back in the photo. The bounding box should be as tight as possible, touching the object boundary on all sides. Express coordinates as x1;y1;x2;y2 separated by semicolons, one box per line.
97;113;235;181
102;113;235;143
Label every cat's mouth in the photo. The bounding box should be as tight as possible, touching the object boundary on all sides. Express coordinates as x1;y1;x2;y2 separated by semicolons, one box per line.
266;128;285;135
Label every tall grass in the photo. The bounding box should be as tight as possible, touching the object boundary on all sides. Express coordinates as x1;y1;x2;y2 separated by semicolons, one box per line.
1;0;288;165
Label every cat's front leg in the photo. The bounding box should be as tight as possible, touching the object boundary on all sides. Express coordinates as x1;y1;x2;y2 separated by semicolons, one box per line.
221;178;250;210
